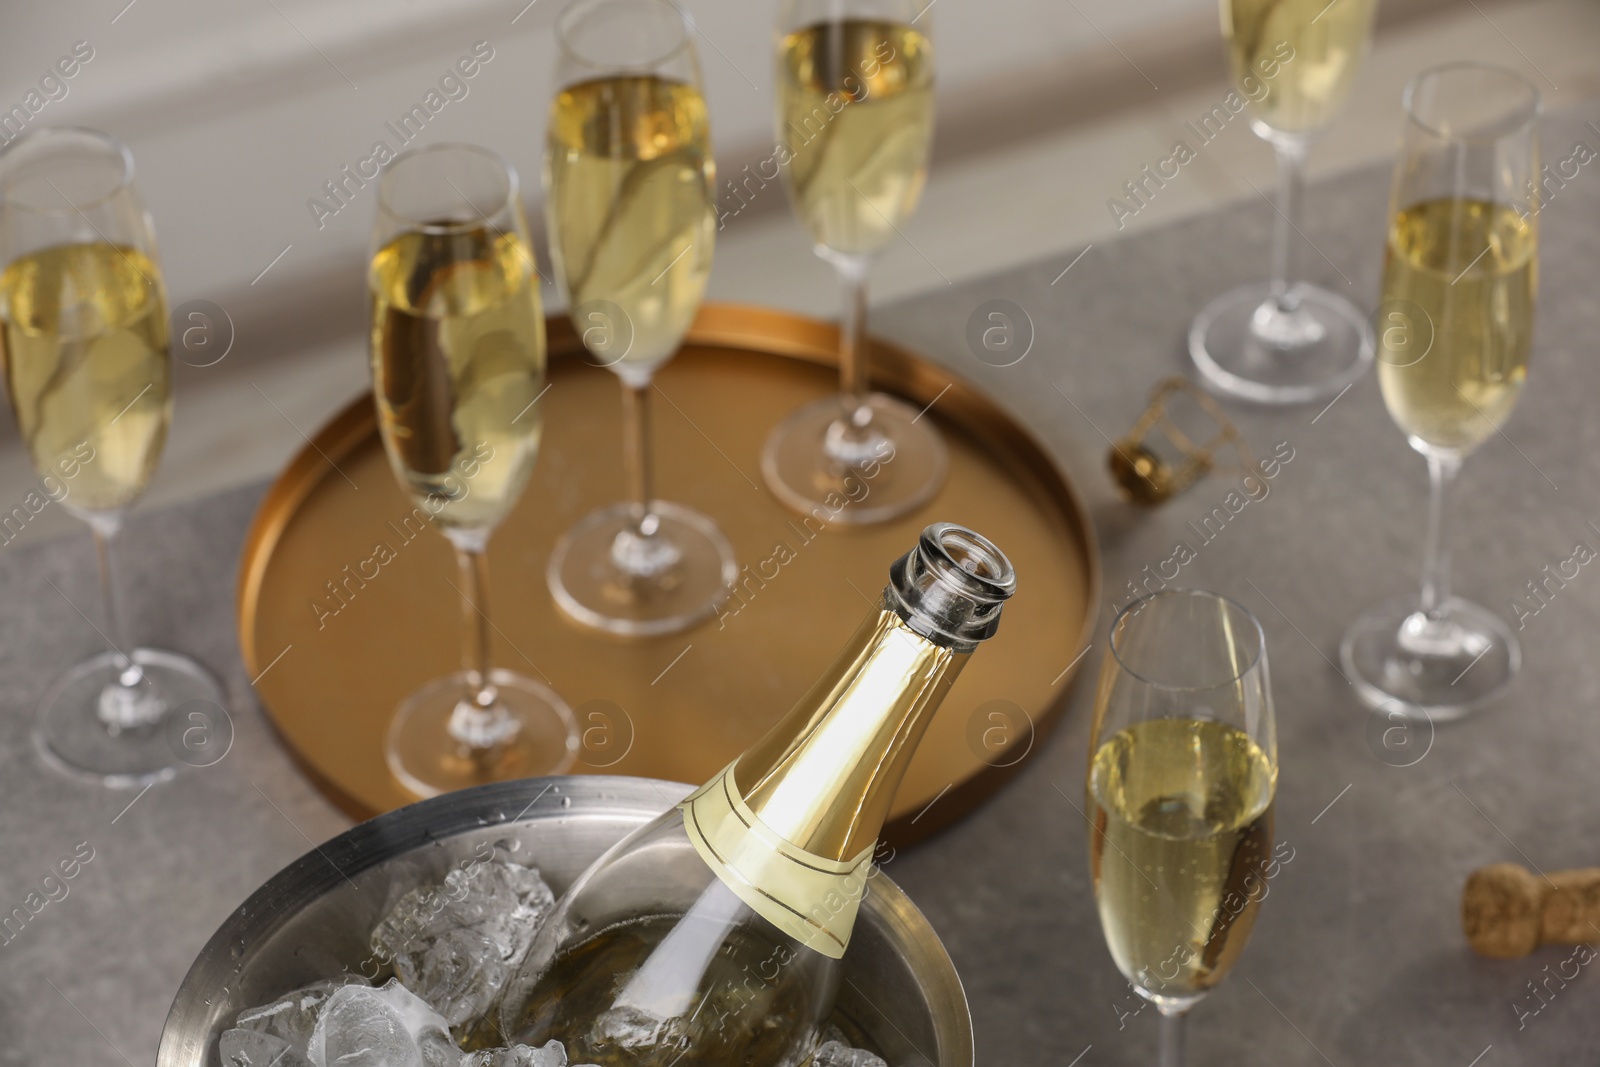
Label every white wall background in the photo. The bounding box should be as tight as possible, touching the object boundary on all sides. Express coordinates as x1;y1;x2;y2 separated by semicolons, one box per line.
0;0;1215;316
0;0;1584;543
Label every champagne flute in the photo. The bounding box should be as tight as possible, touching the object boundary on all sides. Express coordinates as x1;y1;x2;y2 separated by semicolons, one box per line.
543;0;736;637
1189;0;1379;404
370;143;578;798
1088;589;1278;1067
761;0;945;524
0;127;223;787
1341;64;1539;721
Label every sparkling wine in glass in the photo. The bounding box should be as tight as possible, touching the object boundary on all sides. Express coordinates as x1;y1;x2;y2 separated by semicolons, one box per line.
0;127;224;787
761;0;946;525
1088;589;1278;1067
1341;63;1539;721
543;0;737;637
370;143;578;798
1189;0;1379;404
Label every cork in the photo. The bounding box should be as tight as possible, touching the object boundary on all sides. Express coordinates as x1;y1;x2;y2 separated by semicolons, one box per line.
1462;864;1600;958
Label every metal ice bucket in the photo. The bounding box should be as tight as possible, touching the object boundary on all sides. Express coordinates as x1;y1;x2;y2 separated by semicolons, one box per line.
158;776;973;1067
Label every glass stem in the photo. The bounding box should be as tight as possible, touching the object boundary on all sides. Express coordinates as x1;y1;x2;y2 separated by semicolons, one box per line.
452;537;501;723
445;532;522;756
609;376;678;581
1268;140;1308;312
837;259;871;410
621;381;657;538
87;510;142;689
1419;450;1461;619
1157;1008;1187;1067
822;254;881;468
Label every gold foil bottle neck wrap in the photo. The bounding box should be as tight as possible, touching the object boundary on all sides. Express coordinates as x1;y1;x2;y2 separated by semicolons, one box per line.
681;762;877;959
681;523;1016;957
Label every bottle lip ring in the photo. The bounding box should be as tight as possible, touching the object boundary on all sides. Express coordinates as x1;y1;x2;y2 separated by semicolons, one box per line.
887;523;1016;651
918;523;1017;601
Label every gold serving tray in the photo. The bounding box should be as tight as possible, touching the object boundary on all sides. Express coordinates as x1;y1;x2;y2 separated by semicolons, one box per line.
237;304;1099;843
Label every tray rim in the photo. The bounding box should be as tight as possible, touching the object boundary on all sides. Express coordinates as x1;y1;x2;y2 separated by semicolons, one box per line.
235;301;1103;843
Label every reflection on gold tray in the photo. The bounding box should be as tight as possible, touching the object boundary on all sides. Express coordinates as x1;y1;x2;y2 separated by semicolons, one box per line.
237;303;1100;843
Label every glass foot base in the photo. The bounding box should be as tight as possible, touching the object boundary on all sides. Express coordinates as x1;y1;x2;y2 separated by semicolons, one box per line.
547;501;737;637
386;669;578;799
34;648;224;788
760;393;947;525
1340;596;1521;722
1189;281;1374;405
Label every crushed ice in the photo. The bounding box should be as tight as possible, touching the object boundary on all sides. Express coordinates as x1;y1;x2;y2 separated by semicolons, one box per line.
220;857;888;1067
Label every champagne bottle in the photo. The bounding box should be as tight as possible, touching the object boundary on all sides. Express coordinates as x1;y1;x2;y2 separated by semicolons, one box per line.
498;523;1016;1067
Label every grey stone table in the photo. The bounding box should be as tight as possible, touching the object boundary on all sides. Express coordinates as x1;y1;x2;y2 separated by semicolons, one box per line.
4;107;1599;1067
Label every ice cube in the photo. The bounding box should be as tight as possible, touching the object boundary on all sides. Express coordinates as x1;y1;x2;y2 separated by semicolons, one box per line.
418;1029;463;1067
592;1005;674;1051
585;1004;693;1061
459;1039;571;1067
370;859;555;1027
236;981;344;1051
818;1024;849;1048
305;979;456;1067
219;1029;314;1067
812;1040;888;1067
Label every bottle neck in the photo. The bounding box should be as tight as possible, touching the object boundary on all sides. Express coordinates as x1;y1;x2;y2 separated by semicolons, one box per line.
734;605;967;860
680;605;968;959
